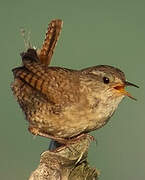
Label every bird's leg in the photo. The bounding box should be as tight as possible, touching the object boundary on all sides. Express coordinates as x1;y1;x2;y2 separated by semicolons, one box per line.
28;126;95;152
28;126;67;144
68;133;95;143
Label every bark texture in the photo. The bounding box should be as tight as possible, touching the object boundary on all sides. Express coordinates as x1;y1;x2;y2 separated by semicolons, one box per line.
29;134;99;180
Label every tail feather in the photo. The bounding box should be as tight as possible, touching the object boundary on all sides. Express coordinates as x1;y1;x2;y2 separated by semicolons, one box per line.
37;19;63;66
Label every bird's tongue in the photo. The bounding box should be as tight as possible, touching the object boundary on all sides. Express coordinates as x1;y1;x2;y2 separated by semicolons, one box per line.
114;85;137;100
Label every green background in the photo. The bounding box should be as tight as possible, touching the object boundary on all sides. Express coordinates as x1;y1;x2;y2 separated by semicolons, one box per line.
0;0;144;179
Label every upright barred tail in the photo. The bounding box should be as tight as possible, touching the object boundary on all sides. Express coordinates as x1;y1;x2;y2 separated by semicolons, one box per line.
37;19;63;66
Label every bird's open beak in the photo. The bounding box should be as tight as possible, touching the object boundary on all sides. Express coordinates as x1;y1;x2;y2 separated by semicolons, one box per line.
113;81;139;100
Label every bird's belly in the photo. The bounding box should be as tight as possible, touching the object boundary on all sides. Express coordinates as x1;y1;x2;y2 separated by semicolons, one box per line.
11;79;121;139
40;99;121;138
28;103;112;138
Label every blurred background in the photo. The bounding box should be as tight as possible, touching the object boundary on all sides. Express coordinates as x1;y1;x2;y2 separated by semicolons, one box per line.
0;0;144;179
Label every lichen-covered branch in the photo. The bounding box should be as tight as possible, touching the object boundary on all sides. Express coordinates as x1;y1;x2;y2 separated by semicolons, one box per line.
29;134;99;180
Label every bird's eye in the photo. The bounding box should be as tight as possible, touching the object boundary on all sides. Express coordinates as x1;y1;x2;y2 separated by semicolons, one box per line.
103;77;110;84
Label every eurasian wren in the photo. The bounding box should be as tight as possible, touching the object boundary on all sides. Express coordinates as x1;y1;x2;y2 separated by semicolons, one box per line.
11;19;139;143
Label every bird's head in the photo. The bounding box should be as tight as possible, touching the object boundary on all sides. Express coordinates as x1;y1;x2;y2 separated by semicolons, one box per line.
81;65;139;101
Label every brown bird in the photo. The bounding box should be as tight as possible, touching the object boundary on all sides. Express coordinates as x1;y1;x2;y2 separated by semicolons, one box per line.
11;19;139;143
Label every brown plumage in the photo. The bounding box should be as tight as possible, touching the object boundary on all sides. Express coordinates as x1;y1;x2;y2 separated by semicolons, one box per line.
11;19;138;143
37;19;63;66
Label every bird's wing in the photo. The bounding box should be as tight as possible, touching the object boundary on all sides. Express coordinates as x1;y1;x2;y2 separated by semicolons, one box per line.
12;62;80;105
